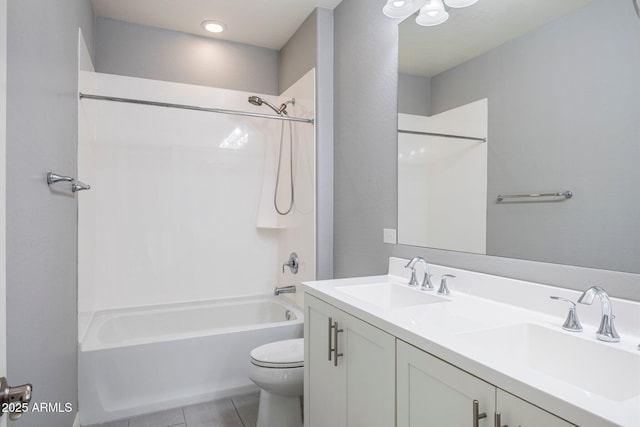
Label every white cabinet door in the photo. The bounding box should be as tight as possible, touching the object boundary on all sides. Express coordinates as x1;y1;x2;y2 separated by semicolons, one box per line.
397;340;495;427
305;295;395;427
344;310;395;427
305;295;347;427
496;389;576;427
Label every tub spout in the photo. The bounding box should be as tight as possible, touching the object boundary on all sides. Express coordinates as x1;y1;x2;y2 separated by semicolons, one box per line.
274;285;296;295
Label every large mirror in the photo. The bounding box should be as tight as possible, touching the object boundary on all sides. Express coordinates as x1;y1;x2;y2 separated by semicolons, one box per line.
397;0;640;274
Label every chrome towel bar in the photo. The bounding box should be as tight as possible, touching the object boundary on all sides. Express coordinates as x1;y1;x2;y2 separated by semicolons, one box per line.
497;191;572;202
47;172;91;193
398;129;486;142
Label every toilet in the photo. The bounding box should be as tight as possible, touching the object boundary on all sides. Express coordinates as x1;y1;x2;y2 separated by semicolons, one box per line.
248;338;304;427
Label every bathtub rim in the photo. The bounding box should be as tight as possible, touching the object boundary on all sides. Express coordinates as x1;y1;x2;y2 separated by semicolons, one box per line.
80;294;303;352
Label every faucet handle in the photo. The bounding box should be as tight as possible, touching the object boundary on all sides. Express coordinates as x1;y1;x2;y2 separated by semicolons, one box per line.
404;259;422;288
437;274;455;295
404;263;419;288
282;252;299;274
550;296;583;332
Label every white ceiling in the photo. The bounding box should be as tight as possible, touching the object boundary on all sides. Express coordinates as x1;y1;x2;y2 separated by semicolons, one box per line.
91;0;343;50
399;0;593;77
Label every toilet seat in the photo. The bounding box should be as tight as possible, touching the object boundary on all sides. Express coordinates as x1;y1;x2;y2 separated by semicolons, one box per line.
250;338;304;369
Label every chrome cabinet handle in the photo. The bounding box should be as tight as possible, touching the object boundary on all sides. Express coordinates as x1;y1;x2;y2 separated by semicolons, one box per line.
473;400;487;427
328;317;334;361
332;320;344;367
494;412;508;427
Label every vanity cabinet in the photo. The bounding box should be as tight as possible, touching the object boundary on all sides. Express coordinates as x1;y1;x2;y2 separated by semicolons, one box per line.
496;389;576;427
397;340;495;426
397;340;576;427
304;295;395;427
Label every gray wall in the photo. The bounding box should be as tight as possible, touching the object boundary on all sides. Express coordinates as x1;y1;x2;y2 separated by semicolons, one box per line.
95;17;279;95
428;0;640;274
315;8;335;280
6;1;94;426
333;0;640;301
278;8;335;279
279;10;318;93
398;73;429;115
334;0;399;277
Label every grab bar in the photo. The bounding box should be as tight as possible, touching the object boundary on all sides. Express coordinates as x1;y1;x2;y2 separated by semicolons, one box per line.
47;172;91;193
497;190;572;202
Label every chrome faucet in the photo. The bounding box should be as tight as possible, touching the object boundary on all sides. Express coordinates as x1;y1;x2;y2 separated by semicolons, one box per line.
404;257;433;290
274;285;296;295
577;286;620;342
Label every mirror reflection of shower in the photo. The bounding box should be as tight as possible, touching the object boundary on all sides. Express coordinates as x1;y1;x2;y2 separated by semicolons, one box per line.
248;96;296;215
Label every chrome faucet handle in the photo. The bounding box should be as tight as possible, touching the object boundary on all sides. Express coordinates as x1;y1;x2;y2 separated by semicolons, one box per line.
577;286;620;342
404;265;420;288
282;252;299;274
404;258;422;288
550;296;583;332
437;274;455;295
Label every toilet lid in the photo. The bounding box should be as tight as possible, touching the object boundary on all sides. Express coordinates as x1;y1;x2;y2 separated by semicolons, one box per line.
250;338;304;368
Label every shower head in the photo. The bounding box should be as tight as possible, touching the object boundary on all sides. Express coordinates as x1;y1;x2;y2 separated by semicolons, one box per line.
247;95;292;116
248;96;264;107
247;96;284;115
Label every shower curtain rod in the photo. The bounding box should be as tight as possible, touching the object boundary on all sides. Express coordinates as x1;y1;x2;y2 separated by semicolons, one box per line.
79;93;315;124
398;129;486;143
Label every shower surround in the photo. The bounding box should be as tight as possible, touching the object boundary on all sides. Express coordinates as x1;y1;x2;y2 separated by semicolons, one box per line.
76;69;315;420
78;69;315;319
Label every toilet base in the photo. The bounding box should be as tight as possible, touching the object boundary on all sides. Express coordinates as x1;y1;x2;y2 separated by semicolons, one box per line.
256;389;302;427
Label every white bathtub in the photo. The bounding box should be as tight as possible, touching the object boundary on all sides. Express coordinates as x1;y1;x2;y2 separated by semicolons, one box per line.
78;295;303;425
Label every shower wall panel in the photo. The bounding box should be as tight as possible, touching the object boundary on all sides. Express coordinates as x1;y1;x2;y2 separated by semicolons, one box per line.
397;99;488;254
78;72;315;317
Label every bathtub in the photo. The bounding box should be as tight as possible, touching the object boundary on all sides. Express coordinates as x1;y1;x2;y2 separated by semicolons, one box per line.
78;295;303;425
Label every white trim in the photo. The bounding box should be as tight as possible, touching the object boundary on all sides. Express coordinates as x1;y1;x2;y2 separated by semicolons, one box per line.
72;412;80;427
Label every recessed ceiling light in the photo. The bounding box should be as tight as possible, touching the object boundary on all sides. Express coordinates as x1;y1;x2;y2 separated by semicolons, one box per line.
201;20;227;33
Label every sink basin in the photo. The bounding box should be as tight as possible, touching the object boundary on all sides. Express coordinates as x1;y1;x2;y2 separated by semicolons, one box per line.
335;282;449;308
457;323;640;401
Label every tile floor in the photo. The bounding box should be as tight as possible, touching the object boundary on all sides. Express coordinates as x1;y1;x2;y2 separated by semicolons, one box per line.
86;392;259;427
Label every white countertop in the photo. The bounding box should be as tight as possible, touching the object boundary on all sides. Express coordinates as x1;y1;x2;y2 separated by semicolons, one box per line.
302;257;640;427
